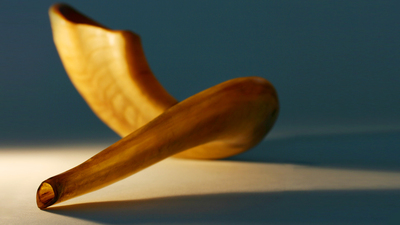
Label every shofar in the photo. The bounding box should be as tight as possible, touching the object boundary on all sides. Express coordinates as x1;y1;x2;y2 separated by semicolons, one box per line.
36;4;279;209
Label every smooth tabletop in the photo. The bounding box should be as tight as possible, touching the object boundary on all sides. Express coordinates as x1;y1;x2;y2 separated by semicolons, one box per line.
1;130;400;224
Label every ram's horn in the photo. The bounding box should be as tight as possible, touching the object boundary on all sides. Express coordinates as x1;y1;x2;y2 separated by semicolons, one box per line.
37;3;279;210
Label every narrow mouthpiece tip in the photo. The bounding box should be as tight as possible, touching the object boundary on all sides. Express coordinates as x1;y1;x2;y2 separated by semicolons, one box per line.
36;182;56;209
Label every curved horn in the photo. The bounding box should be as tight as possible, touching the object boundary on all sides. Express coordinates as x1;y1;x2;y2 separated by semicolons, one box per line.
37;4;279;210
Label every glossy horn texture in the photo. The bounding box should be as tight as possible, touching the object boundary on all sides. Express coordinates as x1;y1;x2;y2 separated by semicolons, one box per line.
37;77;279;209
37;4;279;209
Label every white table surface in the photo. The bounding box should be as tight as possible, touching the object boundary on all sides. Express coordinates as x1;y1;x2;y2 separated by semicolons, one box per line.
1;130;400;224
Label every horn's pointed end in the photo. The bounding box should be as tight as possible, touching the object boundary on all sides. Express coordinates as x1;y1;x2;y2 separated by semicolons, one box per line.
36;181;57;209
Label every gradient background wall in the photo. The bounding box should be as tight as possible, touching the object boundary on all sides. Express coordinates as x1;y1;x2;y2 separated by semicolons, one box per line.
1;0;399;146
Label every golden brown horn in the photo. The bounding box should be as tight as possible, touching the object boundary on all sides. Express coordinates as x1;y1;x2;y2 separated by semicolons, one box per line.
37;4;279;209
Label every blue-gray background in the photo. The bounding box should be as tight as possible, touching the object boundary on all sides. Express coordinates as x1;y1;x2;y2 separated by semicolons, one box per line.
1;0;399;145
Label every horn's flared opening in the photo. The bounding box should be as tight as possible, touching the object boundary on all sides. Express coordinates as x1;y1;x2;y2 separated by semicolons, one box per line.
36;181;57;209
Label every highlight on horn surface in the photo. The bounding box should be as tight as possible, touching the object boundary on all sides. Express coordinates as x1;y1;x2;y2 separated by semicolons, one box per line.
36;3;279;209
